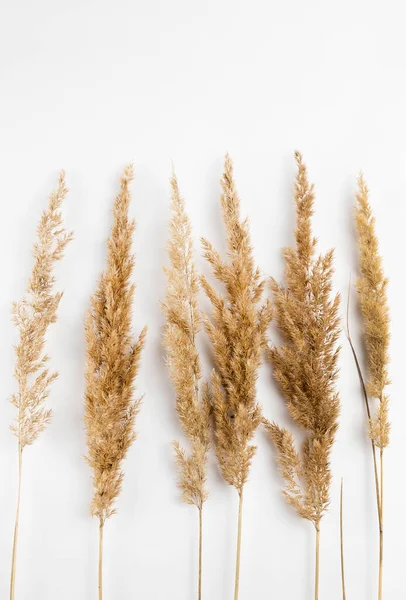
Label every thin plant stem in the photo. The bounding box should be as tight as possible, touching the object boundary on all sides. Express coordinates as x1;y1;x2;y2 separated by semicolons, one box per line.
315;522;320;600
347;282;385;600
346;284;382;530
378;449;384;600
198;507;203;600
99;518;104;600
10;444;23;600
234;489;244;600
340;479;347;600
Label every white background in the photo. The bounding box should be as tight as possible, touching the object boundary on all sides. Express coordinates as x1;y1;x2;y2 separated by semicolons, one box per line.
0;1;405;598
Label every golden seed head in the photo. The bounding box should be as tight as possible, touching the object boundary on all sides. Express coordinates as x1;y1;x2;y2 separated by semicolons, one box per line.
162;171;210;509
201;154;272;494
84;166;146;522
11;172;72;449
266;152;340;526
355;174;390;449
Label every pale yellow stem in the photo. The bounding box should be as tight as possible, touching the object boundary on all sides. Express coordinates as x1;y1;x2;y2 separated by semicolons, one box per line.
340;479;346;600
347;329;382;528
99;518;104;600
315;522;320;600
234;489;244;600
347;284;384;600
198;507;203;600
378;449;384;600
10;444;23;600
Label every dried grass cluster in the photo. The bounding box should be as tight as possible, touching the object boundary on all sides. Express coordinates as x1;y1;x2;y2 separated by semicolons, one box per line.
162;172;210;511
202;155;272;495
162;172;211;600
10;172;72;600
352;174;390;600
201;155;272;600
11;172;72;448
84;165;146;600
5;155;395;600
265;152;341;599
355;175;390;450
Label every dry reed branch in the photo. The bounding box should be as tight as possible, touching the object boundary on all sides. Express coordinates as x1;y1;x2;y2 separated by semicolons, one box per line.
264;151;340;600
162;171;210;600
84;165;146;600
346;283;382;531
353;175;390;600
201;154;272;600
10;172;72;600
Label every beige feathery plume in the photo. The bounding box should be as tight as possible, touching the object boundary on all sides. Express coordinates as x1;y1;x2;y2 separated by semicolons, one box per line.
84;165;146;600
353;174;390;600
162;171;210;600
355;175;390;450
201;154;272;600
265;152;340;600
10;172;72;600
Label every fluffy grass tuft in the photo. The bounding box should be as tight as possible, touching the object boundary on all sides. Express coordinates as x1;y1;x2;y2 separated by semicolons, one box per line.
201;154;272;600
84;165;146;600
265;152;340;600
162;170;211;600
10;171;72;600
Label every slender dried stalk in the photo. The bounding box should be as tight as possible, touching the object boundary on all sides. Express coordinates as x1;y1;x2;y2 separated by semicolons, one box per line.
198;508;203;600
10;447;22;600
340;479;346;600
98;520;104;600
234;489;244;600
315;525;320;600
201;155;272;600
264;152;340;600
354;175;390;600
9;172;72;600
162;172;210;600
84;165;146;600
346;288;382;533
379;449;384;600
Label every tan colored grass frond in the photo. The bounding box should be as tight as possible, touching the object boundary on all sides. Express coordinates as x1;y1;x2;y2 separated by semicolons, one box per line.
202;155;272;600
263;422;304;516
11;171;73;448
266;151;341;529
162;172;210;510
355;174;390;450
201;154;272;495
10;171;72;600
84;164;147;524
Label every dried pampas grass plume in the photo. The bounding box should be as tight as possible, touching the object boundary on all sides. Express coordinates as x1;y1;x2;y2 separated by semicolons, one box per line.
162;171;210;600
265;152;340;600
10;172;72;600
350;174;390;600
355;175;390;451
201;154;272;600
84;165;146;600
